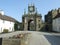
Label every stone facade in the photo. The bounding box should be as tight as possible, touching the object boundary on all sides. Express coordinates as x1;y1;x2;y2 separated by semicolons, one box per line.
53;13;60;32
45;11;52;31
45;8;60;32
22;4;42;31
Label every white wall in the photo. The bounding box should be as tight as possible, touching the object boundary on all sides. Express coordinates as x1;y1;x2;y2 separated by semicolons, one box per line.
0;19;15;33
53;18;60;32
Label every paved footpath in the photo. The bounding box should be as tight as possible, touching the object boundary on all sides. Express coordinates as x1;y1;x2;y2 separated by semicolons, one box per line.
26;32;60;45
27;33;51;45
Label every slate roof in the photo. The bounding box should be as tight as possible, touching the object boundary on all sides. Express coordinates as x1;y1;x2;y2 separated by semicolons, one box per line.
0;14;17;22
53;13;60;19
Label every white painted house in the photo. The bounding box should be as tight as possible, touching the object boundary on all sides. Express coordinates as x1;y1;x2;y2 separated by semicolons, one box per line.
0;10;17;33
53;13;60;32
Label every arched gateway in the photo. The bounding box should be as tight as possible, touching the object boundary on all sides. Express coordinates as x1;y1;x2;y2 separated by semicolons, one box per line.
22;4;42;31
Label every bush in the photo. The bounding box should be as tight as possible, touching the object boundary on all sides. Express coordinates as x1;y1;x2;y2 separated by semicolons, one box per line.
3;29;9;33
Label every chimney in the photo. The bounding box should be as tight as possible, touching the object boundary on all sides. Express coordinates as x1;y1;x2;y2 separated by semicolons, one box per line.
0;9;4;15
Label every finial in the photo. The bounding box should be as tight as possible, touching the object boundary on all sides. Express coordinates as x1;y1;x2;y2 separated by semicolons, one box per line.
28;3;34;6
28;3;29;6
32;3;34;6
36;8;37;12
31;3;34;6
36;8;37;14
24;9;26;15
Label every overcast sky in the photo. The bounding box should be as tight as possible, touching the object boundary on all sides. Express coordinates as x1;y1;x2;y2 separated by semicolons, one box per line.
0;0;60;22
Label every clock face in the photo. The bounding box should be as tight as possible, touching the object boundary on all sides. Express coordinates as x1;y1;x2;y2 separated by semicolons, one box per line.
29;6;34;12
29;7;33;11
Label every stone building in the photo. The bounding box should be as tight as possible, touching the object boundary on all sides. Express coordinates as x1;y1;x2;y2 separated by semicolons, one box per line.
45;11;53;31
45;8;60;32
22;4;42;31
53;13;60;32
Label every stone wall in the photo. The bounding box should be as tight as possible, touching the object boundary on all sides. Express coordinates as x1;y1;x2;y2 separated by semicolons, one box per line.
2;38;21;45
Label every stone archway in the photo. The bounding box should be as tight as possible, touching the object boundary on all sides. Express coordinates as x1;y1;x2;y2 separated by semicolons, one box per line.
28;19;34;31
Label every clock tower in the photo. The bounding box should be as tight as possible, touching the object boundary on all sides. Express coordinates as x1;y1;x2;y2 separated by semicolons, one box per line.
22;4;42;31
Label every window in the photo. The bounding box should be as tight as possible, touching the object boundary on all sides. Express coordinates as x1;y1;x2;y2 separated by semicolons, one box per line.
1;28;2;32
10;22;11;24
58;18;60;23
3;20;5;23
59;27;60;31
18;26;20;29
12;28;14;31
38;20;40;22
9;27;11;30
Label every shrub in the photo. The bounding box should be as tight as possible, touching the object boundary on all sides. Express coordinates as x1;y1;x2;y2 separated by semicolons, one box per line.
3;29;9;33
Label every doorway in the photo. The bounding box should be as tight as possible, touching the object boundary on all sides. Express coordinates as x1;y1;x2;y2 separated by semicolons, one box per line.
28;20;34;31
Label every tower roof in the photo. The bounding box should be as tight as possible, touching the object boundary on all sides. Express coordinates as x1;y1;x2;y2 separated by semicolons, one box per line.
28;3;34;6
